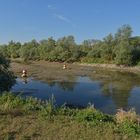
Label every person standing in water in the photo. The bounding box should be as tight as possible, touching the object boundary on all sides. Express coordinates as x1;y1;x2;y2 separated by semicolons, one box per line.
63;63;67;70
21;69;27;77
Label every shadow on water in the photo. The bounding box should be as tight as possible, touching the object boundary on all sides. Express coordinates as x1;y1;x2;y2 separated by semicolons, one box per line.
11;69;140;114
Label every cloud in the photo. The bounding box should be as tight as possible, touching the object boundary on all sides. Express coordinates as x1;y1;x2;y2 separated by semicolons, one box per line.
47;4;76;28
47;4;55;10
54;14;69;22
54;14;76;27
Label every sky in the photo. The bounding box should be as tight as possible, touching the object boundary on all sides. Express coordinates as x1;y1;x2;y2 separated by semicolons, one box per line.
0;0;139;44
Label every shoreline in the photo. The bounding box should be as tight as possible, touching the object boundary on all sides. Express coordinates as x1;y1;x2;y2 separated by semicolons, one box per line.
12;60;140;74
78;63;140;74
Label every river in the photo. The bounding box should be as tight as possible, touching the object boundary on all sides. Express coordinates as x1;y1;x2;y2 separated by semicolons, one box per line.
11;68;140;114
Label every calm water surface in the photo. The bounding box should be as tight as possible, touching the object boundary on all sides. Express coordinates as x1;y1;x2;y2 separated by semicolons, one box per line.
11;70;140;114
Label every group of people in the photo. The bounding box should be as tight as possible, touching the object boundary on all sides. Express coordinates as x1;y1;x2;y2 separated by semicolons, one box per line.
21;63;68;77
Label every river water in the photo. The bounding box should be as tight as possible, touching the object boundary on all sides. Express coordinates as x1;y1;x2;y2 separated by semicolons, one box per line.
11;69;140;114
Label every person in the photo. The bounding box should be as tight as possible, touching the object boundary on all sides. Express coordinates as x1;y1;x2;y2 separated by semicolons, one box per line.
21;69;27;77
63;64;67;70
22;77;28;84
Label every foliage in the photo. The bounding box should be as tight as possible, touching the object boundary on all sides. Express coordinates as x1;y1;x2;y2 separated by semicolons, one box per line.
1;24;140;66
0;55;15;92
75;105;113;122
115;40;133;65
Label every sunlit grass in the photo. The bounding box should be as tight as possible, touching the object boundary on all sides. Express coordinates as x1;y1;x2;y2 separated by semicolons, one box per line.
0;92;140;139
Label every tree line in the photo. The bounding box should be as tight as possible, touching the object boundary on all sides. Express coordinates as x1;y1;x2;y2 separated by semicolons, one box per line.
0;24;140;66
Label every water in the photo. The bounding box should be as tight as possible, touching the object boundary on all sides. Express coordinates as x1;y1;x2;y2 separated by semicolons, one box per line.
11;70;140;114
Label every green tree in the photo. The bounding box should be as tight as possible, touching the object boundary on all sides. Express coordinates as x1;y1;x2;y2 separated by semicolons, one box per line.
0;45;9;57
113;25;133;65
6;41;21;58
38;37;56;60
115;40;133;65
0;55;15;92
101;34;115;61
56;35;75;49
115;24;132;41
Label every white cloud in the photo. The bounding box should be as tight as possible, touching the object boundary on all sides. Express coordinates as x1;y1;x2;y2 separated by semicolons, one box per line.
54;14;76;27
54;14;69;22
47;4;55;10
47;4;76;28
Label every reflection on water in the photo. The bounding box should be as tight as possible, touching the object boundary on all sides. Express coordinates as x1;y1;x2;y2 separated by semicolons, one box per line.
11;69;140;114
22;77;28;84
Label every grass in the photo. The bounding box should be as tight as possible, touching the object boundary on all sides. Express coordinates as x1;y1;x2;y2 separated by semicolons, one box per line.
0;92;140;139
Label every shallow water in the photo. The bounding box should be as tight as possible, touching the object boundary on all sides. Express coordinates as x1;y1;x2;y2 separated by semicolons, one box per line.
11;70;140;114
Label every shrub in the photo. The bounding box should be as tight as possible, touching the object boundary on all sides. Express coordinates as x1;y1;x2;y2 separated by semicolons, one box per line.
115;108;138;124
75;105;113;123
118;122;140;136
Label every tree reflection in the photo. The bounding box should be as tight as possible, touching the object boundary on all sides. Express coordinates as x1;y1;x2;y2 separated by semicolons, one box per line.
89;69;140;109
45;79;56;87
43;76;77;91
21;77;28;84
57;81;76;91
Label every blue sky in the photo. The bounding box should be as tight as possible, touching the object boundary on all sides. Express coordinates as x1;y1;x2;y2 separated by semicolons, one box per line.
0;0;139;44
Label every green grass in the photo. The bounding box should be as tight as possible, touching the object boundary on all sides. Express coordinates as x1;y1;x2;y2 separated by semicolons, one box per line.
0;92;140;140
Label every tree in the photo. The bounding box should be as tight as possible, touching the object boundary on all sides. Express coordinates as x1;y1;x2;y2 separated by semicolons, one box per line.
113;25;133;65
129;36;140;48
56;35;76;49
115;24;132;41
115;40;133;66
7;41;21;58
39;38;56;49
0;55;15;92
82;39;99;47
101;34;115;61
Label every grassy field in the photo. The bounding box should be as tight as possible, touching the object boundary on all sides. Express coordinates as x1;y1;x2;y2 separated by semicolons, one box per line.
0;92;140;140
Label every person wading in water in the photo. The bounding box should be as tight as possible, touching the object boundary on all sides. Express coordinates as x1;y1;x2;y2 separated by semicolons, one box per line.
21;69;27;77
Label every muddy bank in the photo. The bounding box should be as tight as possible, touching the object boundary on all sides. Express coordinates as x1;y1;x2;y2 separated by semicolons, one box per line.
10;61;94;82
79;63;140;74
10;61;140;83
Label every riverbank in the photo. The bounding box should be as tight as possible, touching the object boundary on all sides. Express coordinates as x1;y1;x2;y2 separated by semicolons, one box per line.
10;60;140;86
11;60;140;76
0;92;140;140
10;61;95;82
79;63;140;74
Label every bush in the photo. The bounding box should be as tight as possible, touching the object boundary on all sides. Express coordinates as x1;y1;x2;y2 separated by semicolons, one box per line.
0;55;15;92
118;122;140;136
0;92;24;112
115;108;138;124
75;105;113;122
